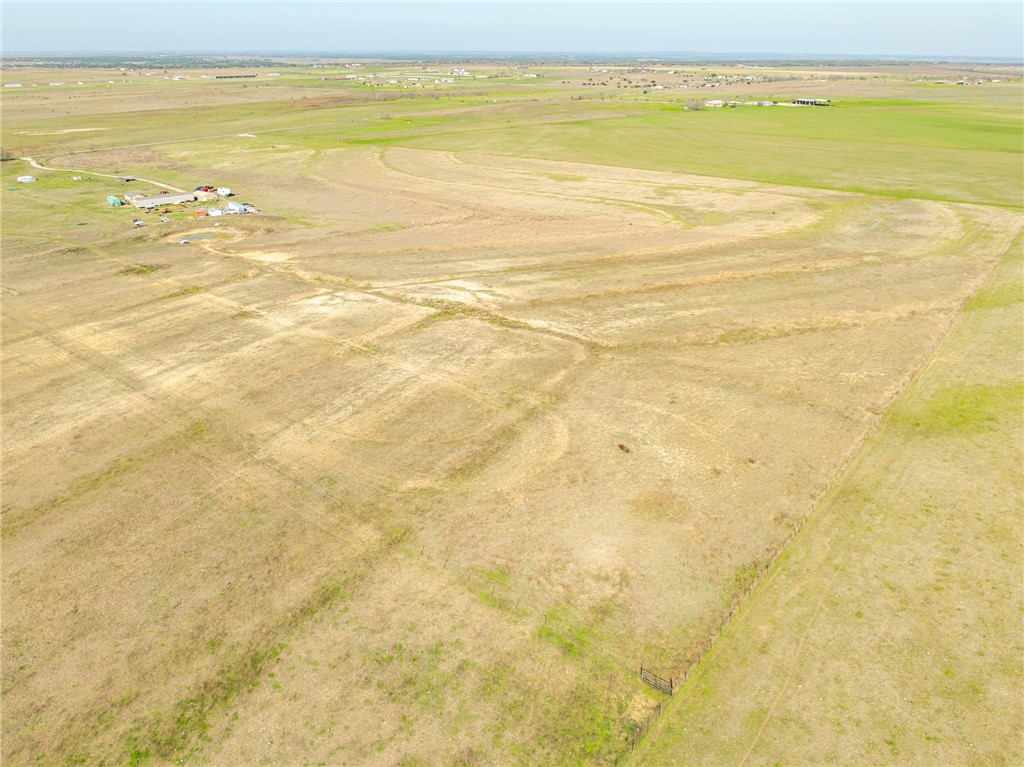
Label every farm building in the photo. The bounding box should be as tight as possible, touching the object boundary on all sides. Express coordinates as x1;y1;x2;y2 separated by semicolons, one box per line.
793;98;831;106
129;192;196;209
226;200;245;214
107;195;123;207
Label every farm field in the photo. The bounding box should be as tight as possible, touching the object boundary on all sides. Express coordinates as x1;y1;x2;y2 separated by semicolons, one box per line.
1;59;1022;766
634;236;1023;766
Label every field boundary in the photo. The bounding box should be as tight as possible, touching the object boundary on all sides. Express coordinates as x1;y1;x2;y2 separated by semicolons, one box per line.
627;224;1024;764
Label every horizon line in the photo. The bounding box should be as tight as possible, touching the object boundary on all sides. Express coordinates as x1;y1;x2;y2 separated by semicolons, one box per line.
3;49;1022;62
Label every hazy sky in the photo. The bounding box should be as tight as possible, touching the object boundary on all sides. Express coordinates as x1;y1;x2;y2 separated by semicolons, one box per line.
2;1;1022;58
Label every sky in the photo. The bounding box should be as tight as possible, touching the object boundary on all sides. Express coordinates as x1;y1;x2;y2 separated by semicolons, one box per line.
2;1;1022;59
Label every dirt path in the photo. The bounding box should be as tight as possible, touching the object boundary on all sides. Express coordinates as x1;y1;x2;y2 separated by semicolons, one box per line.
19;156;187;192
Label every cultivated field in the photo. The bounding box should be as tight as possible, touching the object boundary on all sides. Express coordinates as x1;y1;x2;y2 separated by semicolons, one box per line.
2;60;1021;766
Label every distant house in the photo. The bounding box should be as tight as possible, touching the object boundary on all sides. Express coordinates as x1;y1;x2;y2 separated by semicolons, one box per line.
705;100;725;108
129;191;196;209
793;98;831;106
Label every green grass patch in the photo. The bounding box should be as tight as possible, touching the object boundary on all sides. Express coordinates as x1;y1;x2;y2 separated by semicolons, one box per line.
367;100;1023;207
118;263;170;276
891;382;1023;436
537;610;594;658
964;281;1024;312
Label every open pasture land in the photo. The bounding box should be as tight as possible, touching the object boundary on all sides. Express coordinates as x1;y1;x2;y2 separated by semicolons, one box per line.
635;237;1024;767
2;61;1022;766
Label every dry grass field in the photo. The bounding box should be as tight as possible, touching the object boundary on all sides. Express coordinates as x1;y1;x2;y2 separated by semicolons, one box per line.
2;60;1021;766
635;238;1024;766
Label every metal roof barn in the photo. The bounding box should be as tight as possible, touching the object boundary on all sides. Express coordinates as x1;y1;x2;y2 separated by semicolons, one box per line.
130;192;196;209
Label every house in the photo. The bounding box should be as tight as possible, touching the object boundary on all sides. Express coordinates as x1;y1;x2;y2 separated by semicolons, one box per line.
130;191;196;209
793;98;831;106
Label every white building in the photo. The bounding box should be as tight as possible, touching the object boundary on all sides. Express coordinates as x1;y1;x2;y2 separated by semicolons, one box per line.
130;191;196;209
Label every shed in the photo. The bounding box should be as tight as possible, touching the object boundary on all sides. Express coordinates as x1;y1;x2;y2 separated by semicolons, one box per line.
226;200;245;214
107;195;123;207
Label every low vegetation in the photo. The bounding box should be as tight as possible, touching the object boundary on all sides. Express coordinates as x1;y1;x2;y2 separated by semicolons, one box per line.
2;57;1020;766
